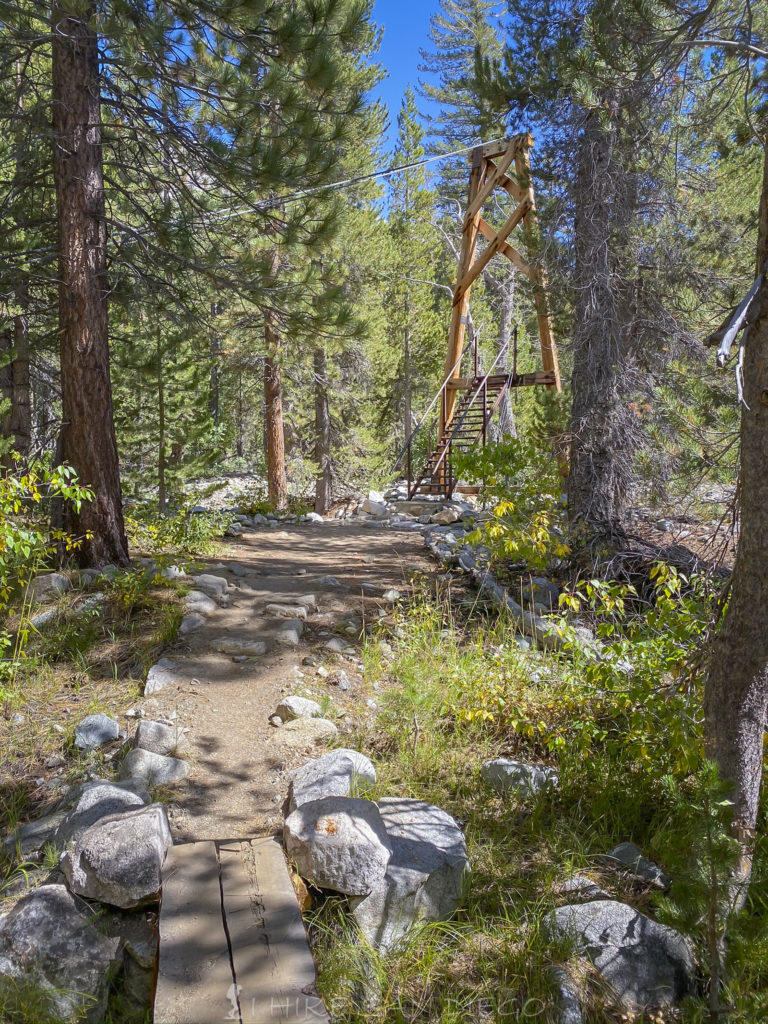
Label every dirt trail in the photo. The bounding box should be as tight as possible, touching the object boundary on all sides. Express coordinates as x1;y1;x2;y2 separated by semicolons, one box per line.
139;522;429;841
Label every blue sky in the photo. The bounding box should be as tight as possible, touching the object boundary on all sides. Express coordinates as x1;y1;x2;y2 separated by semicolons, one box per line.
371;0;443;151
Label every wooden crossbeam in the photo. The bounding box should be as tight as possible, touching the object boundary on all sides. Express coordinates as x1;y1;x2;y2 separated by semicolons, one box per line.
477;217;531;277
463;146;519;227
473;133;532;161
453;198;530;305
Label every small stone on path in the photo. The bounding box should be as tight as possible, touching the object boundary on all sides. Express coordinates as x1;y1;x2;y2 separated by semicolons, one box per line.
274;717;338;746
191;573;228;598
212;637;267;657
179;612;206;634
274;695;322;722
184;591;217;615
265;602;308;620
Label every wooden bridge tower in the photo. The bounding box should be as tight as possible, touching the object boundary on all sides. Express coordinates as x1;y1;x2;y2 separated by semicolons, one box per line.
396;133;562;499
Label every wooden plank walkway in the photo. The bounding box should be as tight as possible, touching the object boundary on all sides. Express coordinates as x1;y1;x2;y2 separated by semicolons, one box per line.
154;838;329;1024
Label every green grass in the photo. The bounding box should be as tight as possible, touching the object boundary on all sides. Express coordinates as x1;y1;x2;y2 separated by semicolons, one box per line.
308;590;768;1024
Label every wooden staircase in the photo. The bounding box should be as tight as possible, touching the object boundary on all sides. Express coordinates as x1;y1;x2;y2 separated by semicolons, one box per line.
410;373;509;497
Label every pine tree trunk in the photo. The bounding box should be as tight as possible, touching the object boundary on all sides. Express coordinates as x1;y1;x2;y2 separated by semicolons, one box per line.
314;346;333;515
567;108;634;551
264;249;287;509
156;326;166;514
704;143;768;891
403;324;413;445
8;295;31;459
51;2;128;567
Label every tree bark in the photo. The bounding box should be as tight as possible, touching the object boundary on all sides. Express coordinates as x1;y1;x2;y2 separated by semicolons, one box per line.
156;325;166;513
314;346;333;514
704;141;768;890
567;107;637;550
264;249;287;509
8;294;31;459
51;2;128;567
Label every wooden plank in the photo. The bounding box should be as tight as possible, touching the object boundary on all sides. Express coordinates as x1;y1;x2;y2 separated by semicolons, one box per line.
442;150;485;434
471;132;533;162
453;198;530;305
154;841;236;1024
514;147;562;393
477;218;531;277
219;838;329;1024
463;143;519;226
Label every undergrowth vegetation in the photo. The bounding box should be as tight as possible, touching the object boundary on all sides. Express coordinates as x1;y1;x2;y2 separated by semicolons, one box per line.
311;580;768;1024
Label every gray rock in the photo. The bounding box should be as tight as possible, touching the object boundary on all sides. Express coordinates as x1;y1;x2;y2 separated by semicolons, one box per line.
144;657;186;695
276;718;338;746
605;842;671;890
120;747;190;785
225;523;244;537
548;900;696;1011
275;696;322;722
362;496;388;517
74;713;119;751
549;966;583;1024
330;669;351;690
135;719;188;757
481;758;559;798
29;607;57;629
31;572;70;602
212;637;267;657
179;611;206;634
559;875;611;901
184;590;217;615
191;573;228;598
285;749;376;813
55;782;147;846
292;594;318;612
265;602;308;620
0;884;120;1022
522;576;561;610
275;619;304;646
316;575;341;587
323;637;346;653
457;549;476;571
302;512;324;524
350;797;470;951
284;796;391;896
73;592;106;618
430;508;461;526
382;588;402;604
3;812;66;861
61;804;172;908
160;564;185;580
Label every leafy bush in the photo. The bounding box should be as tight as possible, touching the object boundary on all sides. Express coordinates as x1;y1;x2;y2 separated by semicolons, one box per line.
125;501;227;556
452;438;568;571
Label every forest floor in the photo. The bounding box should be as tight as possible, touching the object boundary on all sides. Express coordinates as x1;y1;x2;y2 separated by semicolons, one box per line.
141;522;431;842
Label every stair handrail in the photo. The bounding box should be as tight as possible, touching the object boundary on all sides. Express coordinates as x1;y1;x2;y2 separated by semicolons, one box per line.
391;347;467;473
427;338;510;480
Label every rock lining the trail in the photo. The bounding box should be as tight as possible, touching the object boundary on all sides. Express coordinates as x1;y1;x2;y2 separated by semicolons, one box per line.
144;657;188;695
212;636;267;657
61;804;172;909
55;782;148;846
120;747;190;785
350;798;470;952
135;719;189;757
74;713;120;751
284;796;392;896
0;884;120;1023
284;749;376;813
